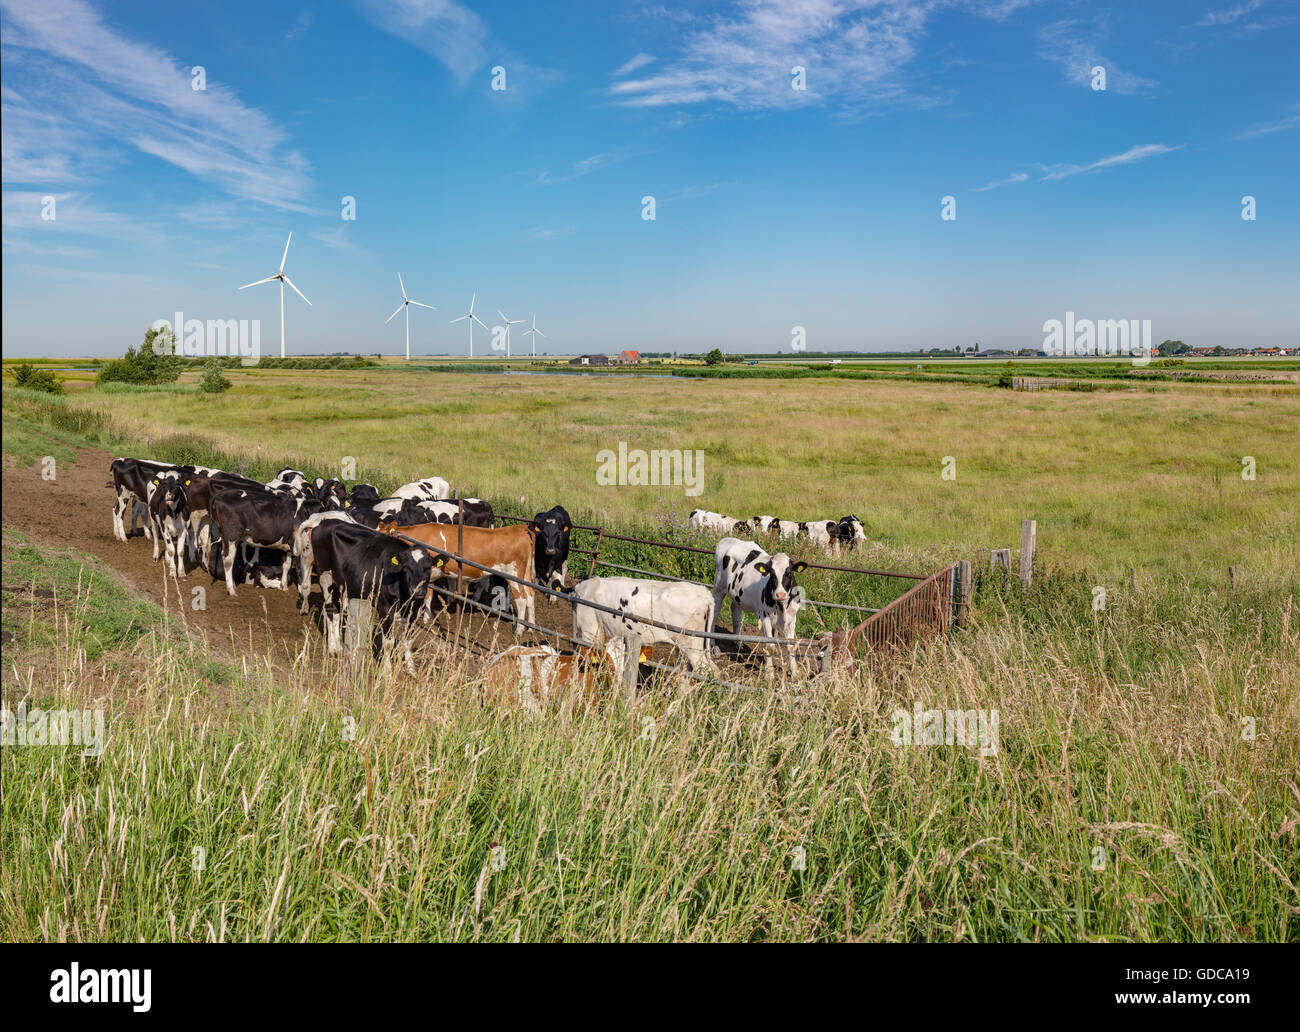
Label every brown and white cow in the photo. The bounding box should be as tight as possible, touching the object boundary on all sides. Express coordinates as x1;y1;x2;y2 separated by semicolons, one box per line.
378;519;536;632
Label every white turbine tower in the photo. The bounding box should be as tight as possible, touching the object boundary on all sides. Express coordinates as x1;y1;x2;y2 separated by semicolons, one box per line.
239;232;311;358
450;293;488;358
497;309;524;358
520;315;546;357
386;273;435;360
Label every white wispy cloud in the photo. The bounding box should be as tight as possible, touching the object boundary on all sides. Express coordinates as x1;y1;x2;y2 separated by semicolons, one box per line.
973;171;1028;192
1037;143;1183;181
1036;19;1156;94
533;148;639;185
352;0;488;85
0;0;312;208
609;0;1027;113
1235;104;1300;138
522;225;576;240
615;53;657;76
1195;1;1267;27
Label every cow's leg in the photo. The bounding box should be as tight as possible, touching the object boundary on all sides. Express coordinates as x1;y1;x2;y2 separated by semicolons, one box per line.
279;548;292;591
223;538;238;596
297;547;314;614
759;615;775;676
112;490;127;541
710;583;727;655
323;586;343;655
510;583;527;636
150;514;163;560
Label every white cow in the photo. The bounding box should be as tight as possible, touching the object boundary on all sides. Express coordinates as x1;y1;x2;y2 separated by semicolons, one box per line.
711;537;807;675
571;576;717;674
688;509;752;536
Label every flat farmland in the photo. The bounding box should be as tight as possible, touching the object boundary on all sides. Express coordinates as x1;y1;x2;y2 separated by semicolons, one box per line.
59;366;1300;582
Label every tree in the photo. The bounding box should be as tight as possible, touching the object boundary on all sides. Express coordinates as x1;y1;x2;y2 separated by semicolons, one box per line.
97;325;184;385
1159;339;1190;356
705;348;724;366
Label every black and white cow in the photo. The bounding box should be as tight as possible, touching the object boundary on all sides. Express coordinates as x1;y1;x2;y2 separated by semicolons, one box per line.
293;509;357;612
209;487;325;596
531;505;572;602
146;470;191;579
205;539;294;590
836;515;867;552
109;458;169;541
800;520;840;552
688;510;751;536
309;519;447;671
387;476;451;503
183;470;266;567
711;537;807;675
266;467;308;493
752;515;799;539
349;483;382;509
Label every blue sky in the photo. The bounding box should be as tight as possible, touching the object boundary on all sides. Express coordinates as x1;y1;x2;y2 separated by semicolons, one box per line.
2;0;1297;357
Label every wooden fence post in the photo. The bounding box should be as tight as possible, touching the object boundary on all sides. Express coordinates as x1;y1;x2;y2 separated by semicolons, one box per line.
991;548;1011;571
1228;566;1236;590
956;560;972;627
1019;519;1036;589
1129;567;1138;591
622;638;640;703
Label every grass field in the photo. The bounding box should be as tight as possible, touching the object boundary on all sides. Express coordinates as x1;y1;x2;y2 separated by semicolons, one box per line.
2;369;1297;941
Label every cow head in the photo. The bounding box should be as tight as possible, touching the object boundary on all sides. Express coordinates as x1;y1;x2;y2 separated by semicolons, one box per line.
837;515;867;545
531;506;571;560
733;520;752;535
753;553;807;636
152;473;188;518
350;484;381;508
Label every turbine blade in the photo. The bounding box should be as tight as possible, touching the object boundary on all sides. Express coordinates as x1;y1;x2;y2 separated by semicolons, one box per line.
497;309;509;323
472;314;489;330
386;302;405;324
408;301;436;310
239;276;277;289
280;232;292;272
469;293;476;312
282;275;311;305
450;314;469;323
535;328;546;337
398;272;407;299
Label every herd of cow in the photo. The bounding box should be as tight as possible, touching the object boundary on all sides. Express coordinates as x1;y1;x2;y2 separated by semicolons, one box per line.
689;509;867;554
107;457;846;704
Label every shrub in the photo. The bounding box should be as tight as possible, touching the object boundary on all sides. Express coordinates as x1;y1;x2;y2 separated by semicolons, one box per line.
10;363;65;394
96;326;183;386
197;360;232;394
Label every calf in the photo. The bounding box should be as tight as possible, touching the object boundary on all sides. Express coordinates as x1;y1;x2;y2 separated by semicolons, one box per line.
837;515;867;552
711;537;807;676
309;520;447;671
378;520;536;632
481;640;634;714
531;505;572;602
688;509;751;536
209;488;323;596
801;519;840;552
266;467;308;493
389;497;493;527
349;484;382;508
570;576;717;673
147;471;190;579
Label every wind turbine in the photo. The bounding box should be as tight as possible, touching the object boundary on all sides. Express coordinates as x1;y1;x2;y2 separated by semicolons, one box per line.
496;309;524;358
520;315;546;357
386;273;436;360
450;293;488;358
239;232;311;358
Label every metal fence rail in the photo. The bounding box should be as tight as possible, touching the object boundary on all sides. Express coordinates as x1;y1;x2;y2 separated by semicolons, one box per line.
845;562;956;659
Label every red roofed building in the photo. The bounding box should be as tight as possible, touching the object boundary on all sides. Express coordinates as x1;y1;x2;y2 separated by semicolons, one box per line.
619;350;641;364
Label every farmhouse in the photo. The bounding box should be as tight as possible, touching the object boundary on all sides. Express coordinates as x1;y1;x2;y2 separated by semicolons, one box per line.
618;350;641;365
568;354;611;366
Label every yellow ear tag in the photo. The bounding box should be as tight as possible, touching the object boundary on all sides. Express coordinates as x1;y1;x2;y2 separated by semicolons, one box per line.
639;647;650;662
185;479;191;485
391;555;399;566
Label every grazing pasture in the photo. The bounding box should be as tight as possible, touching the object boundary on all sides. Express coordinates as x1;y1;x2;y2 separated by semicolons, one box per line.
1;370;1297;942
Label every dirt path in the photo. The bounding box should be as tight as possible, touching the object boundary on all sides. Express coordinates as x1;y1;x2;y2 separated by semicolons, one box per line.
1;442;579;670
